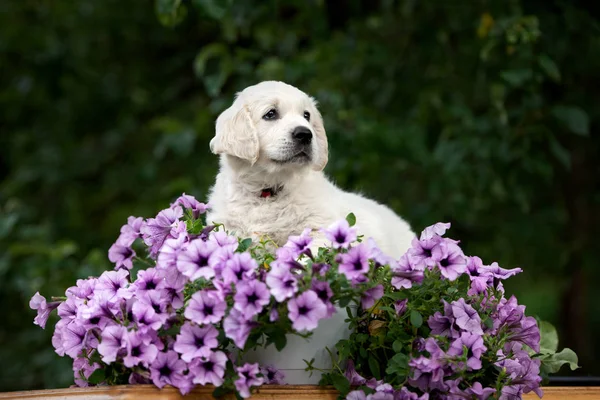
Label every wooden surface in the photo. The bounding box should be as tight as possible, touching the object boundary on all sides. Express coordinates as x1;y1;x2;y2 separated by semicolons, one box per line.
0;385;599;399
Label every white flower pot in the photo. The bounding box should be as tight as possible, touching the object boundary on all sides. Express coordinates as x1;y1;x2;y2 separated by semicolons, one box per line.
242;308;352;384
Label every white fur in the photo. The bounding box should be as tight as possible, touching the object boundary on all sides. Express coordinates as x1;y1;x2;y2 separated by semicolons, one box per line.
206;81;415;259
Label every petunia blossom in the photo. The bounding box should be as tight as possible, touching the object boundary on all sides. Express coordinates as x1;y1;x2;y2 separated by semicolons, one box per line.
190;350;228;386
322;219;357;249
287;290;327;332
185;290;227;325
29;292;60;329
235;363;265;399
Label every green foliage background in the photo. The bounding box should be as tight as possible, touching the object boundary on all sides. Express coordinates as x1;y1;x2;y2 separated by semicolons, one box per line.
0;0;598;391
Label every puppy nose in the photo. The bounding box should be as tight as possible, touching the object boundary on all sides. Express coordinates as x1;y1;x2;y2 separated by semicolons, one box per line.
292;126;312;145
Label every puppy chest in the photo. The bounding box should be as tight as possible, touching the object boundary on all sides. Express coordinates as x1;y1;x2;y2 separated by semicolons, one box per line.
221;201;326;245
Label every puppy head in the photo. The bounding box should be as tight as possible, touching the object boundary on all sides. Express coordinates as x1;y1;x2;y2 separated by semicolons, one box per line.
210;81;328;172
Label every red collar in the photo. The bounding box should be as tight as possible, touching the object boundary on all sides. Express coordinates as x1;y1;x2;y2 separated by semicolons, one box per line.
260;188;274;198
260;185;283;198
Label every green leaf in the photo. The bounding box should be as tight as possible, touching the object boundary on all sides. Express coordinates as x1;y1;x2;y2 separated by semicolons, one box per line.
392;339;403;353
267;329;287;351
386;353;409;375
346;212;356;227
368;354;381;379
538;54;561;82
237;238;253;252
330;374;351;395
548;136;571;170
191;0;230;19
540;348;579;374
193;43;232;97
539;320;559;353
338;295;353;308
155;0;187;27
87;368;106;385
410;310;423;328
552;106;590;136
500;69;532;87
483;317;494;330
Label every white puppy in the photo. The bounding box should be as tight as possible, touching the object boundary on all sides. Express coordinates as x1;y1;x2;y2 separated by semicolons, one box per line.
206;81;415;259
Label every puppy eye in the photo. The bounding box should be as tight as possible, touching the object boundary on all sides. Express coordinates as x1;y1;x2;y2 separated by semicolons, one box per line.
263;109;278;120
303;111;310;121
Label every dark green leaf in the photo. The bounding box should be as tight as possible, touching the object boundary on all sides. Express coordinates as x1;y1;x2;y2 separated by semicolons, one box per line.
368;354;381;379
87;368;106;385
538;54;561;82
410;310;423;328
552;106;590;136
540;348;579;374
155;0;187;27
338;296;353;308
346;213;357;227
237;238;253;252
392;340;403;353
330;374;351;395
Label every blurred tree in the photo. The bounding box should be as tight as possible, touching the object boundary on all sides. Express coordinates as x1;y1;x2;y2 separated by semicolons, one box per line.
0;0;597;391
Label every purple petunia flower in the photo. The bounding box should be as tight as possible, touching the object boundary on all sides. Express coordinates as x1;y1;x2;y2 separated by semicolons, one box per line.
507;316;541;353
157;234;189;270
345;359;367;386
482;262;523;280
465;256;492;295
62;321;96;359
108;241;136;271
176;238;217;281
234;279;271;319
391;253;424;290
221;252;258;285
266;264;298;302
123;330;160;368
361;284;384;310
132;300;164;331
73;356;101;387
408;354;446;392
160;267;187;309
235;363;265;399
496;342;543;398
269;308;279;322
394;299;408;316
190;350;228;386
66;278;97;300
173;193;209;219
95;269;130;301
97;325;127;363
284;227;313;257
338;243;370;281
420;222;451;240
408;236;443;270
29;292;60;329
128;267;166;299
448;332;487;370
149;350;189;393
223;308;255;349
287;290;327;332
346;391;368;400
174;322;219;362
185;290;227;325
465;382;496;399
141;206;184;257
367;238;395;268
432;240;467;281
260;365;286;384
311;279;336;318
118;216;145;246
322;219;357;249
451;298;484;335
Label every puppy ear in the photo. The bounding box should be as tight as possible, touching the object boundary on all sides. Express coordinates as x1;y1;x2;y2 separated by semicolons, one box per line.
210;99;259;164
310;99;328;171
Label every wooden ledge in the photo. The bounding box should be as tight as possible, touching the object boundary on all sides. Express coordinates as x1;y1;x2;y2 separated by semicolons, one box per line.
0;385;598;399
